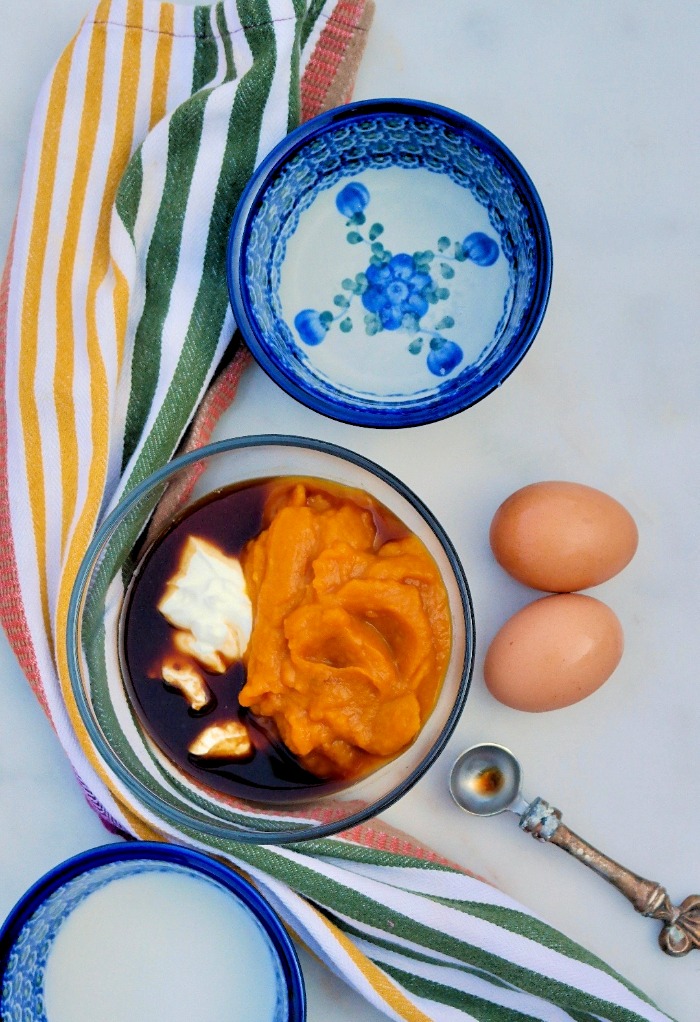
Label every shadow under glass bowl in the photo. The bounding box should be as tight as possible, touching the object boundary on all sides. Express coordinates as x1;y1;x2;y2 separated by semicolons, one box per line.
0;842;305;1022
227;98;552;427
67;435;475;845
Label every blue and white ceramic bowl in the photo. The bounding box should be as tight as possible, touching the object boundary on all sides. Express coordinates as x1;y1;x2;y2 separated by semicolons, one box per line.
228;99;552;427
0;843;306;1022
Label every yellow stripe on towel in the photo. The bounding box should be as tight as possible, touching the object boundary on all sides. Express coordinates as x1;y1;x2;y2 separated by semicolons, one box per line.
54;4;110;553
310;906;434;1022
55;0;143;763
18;39;78;643
150;3;175;130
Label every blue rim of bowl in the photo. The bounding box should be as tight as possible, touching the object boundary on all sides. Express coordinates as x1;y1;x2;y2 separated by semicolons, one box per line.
0;841;306;1021
227;97;553;428
66;434;475;845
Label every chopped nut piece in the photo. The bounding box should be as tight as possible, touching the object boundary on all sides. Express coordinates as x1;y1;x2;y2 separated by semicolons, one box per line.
161;658;211;712
188;721;253;761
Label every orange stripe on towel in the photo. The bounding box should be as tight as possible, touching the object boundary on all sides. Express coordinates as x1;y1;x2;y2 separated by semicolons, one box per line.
0;223;51;717
301;0;369;121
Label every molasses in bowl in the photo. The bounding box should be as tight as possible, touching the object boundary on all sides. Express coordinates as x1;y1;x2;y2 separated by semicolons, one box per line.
67;436;474;844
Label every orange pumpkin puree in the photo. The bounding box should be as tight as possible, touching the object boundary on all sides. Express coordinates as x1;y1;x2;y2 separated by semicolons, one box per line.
239;479;451;780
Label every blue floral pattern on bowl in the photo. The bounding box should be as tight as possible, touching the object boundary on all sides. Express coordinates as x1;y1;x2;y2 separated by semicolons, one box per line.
293;178;502;378
228;100;552;427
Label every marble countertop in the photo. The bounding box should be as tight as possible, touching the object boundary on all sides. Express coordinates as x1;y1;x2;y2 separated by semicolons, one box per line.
1;3;699;1020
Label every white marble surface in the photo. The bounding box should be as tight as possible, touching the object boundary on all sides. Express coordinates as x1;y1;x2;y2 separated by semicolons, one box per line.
2;2;700;1020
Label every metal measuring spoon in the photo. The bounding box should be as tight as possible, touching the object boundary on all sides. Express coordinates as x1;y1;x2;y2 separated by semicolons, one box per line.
449;742;700;957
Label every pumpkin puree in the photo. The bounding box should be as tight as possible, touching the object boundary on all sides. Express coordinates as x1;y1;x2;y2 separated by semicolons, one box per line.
240;480;451;780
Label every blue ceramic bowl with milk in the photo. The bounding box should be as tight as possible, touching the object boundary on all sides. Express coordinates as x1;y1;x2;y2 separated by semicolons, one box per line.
227;98;552;427
0;843;305;1022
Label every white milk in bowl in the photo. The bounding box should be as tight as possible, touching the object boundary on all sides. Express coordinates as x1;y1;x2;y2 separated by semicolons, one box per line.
2;860;291;1022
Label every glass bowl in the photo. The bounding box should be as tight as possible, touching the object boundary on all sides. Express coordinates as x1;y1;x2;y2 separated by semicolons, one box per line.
67;436;475;844
0;842;305;1022
227;99;552;427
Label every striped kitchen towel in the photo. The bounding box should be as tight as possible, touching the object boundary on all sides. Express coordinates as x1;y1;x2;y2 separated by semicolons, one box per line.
0;3;673;1020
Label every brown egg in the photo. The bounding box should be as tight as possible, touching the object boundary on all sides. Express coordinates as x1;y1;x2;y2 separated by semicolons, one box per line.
484;593;623;711
489;481;638;592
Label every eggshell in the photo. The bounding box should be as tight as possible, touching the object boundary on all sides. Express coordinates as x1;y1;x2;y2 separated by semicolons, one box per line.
483;593;624;711
489;481;638;592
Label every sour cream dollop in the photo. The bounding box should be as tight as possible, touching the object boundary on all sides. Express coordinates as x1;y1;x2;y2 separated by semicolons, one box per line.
157;536;253;673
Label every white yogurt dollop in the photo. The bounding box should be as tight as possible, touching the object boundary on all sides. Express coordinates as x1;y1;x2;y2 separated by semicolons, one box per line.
157;535;253;673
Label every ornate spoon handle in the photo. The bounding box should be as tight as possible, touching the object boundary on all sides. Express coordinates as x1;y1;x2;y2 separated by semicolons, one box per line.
519;798;700;957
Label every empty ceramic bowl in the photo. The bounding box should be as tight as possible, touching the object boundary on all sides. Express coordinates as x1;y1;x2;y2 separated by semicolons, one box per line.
67;435;474;844
0;842;305;1022
227;99;552;427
